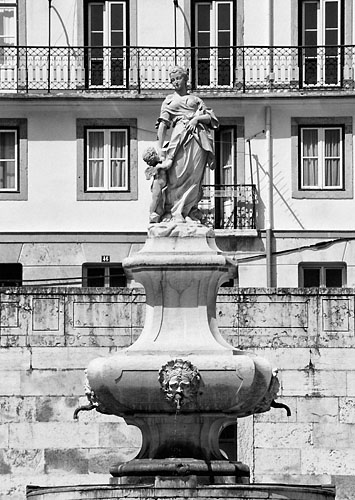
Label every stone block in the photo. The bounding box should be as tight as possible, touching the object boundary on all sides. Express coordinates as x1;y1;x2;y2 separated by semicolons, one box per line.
65;333;133;348
339;397;355;422
0;423;9;447
281;369;347;397
98;422;142;449
35;396;79;422
73;301;131;328
254;422;312;449
254;448;301;475
44;448;88;474
0;372;21;396
309;348;355;370
9;422;99;449
32;297;62;332
345;372;355;396
31;347;114;369
88;448;138;473
2;449;44;475
20;370;84;396
26;334;65;347
301;448;355;475
0;334;27;348
0;347;31;371
0;397;36;423
322;298;351;332
252;348;310;371
0;301;19;328
296;397;339;423
331;475;355;500
313;423;355;448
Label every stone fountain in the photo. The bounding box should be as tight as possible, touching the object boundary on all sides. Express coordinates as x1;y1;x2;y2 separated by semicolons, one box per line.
27;67;335;500
27;222;335;500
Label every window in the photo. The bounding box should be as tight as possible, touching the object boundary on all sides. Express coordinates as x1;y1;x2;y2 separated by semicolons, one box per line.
86;128;128;191
0;263;22;286
300;126;343;189
299;262;346;287
0;2;16;46
82;263;127;287
300;0;343;86
193;0;234;87
199;118;256;230
85;1;128;88
0;119;27;201
77;119;137;201
291;117;352;199
0;130;17;191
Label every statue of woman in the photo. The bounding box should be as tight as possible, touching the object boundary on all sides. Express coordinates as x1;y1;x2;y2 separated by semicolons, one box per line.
154;66;219;223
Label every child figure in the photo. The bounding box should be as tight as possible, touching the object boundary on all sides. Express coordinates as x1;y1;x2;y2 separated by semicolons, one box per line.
142;147;172;223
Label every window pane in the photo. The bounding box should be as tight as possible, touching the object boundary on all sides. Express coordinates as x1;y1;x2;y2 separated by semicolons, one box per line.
325;128;340;156
302;159;318;186
325;1;338;29
303;268;320;287
86;267;105;287
218;3;231;31
0;7;16;46
197;3;210;32
324;159;340;186
304;2;318;30
90;4;103;32
0;131;15;159
0;263;22;287
88;131;104;158
303;129;318;156
0;160;16;189
109;266;127;287
111;3;124;31
325;268;342;287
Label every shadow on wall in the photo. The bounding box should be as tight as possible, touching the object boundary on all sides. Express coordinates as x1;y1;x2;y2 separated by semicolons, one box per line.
252;154;305;230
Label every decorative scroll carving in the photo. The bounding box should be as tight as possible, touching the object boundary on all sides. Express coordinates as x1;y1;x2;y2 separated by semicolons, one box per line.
159;359;201;411
73;370;109;420
253;369;281;414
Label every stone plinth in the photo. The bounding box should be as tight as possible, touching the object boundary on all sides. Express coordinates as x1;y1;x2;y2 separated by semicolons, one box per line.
27;484;335;500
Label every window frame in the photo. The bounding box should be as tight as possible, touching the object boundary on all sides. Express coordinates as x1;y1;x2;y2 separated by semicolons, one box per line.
299;262;347;287
77;118;137;201
0;119;27;201
85;127;129;192
300;125;344;190
291;116;352;199
0;129;18;192
82;262;127;287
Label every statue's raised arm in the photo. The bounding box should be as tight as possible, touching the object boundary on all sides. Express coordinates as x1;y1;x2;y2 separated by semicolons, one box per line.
145;66;219;224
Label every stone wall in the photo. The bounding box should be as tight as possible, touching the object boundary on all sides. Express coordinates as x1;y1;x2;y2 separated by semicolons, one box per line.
0;287;354;500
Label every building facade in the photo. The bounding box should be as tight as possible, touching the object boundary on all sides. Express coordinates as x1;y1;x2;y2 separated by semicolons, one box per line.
1;0;355;289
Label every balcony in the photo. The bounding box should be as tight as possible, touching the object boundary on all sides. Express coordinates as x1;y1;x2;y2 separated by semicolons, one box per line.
0;45;354;94
198;184;257;231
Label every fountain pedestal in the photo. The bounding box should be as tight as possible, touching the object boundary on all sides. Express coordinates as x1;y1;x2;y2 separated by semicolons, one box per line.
27;224;335;500
84;223;279;480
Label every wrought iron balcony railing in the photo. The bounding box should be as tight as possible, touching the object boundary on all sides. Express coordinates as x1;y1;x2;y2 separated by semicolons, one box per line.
0;45;354;93
198;184;257;230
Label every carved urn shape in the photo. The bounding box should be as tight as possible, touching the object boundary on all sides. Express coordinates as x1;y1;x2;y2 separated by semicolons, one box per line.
84;223;280;477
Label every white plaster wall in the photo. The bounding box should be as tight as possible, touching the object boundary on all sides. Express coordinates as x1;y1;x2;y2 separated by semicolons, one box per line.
0;99;159;233
273;0;292;46
243;0;269;46
27;0;78;47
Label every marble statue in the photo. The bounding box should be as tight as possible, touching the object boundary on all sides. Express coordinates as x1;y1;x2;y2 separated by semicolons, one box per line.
143;66;218;224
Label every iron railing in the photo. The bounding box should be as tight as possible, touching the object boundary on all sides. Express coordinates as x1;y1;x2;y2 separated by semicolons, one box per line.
0;45;354;93
199;184;257;230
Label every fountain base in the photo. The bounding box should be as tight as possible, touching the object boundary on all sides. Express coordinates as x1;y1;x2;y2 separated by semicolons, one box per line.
110;458;250;485
27;483;335;500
